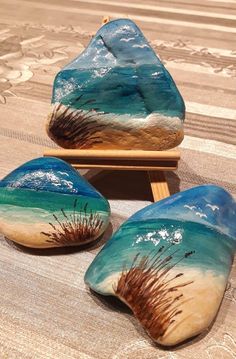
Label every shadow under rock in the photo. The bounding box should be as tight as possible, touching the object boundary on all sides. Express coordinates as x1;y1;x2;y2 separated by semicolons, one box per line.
87;212;127;252
88;288;153;344
88;288;132;315
3;222;113;256
87;277;221;352
166;171;181;196
86;288;185;350
89;170;181;201
89;170;153;201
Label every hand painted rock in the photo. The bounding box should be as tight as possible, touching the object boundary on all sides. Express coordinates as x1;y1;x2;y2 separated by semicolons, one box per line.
85;185;236;346
0;157;110;248
46;19;185;151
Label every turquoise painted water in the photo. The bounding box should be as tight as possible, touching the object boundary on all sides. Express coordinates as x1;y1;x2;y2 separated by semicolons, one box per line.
52;19;185;120
85;218;235;290
53;65;185;119
0;187;109;215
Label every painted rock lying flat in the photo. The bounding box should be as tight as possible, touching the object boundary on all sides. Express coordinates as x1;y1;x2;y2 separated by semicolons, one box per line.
46;18;185;151
85;185;236;346
0;157;110;248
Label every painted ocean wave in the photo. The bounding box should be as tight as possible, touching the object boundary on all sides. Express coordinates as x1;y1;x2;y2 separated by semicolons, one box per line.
0;187;109;214
85;218;235;289
53;65;184;119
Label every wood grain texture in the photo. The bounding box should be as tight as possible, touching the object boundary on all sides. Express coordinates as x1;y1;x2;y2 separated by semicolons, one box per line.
0;0;235;358
148;171;170;201
43;149;181;160
43;149;179;171
71;162;177;170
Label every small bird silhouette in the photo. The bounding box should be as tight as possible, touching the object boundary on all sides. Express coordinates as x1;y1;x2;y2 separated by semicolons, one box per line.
184;205;197;211
195;212;207;218
206;204;219;211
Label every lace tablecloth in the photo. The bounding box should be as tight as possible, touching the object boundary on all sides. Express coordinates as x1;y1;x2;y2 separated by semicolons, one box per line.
0;0;235;358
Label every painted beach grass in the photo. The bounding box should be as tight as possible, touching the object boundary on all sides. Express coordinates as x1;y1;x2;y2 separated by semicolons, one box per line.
41;200;104;246
47;19;185;150
85;219;235;290
0;157;110;248
0;187;109;248
85;185;236;346
115;245;195;340
47;96;106;149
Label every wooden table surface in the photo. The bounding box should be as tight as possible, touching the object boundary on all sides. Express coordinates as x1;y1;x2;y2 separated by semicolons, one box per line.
0;0;236;358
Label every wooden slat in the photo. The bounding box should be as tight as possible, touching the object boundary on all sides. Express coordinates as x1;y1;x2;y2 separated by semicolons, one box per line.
43;149;179;170
148;171;170;201
44;149;180;160
71;162;177;170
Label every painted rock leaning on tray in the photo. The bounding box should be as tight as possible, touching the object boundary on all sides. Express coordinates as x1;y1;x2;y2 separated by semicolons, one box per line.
0;157;110;248
46;18;185;151
85;185;236;346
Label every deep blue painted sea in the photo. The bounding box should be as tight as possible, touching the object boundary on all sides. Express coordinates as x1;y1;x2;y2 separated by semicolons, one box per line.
53;65;185;119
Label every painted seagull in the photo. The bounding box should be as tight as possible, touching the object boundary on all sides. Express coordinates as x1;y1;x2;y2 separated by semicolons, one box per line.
206;204;219;211
184;205;197;210
196;212;207;218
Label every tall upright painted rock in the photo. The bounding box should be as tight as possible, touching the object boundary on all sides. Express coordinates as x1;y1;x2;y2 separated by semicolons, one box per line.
47;19;185;150
85;185;236;346
0;157;110;248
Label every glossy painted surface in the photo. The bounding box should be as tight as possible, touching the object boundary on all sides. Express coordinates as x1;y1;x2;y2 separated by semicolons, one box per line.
85;185;236;346
0;157;110;248
52;19;184;119
47;19;185;150
0;157;103;199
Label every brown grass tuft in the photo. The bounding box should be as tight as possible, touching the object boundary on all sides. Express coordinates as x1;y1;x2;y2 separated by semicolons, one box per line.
41;200;103;246
47;95;106;148
114;245;195;341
